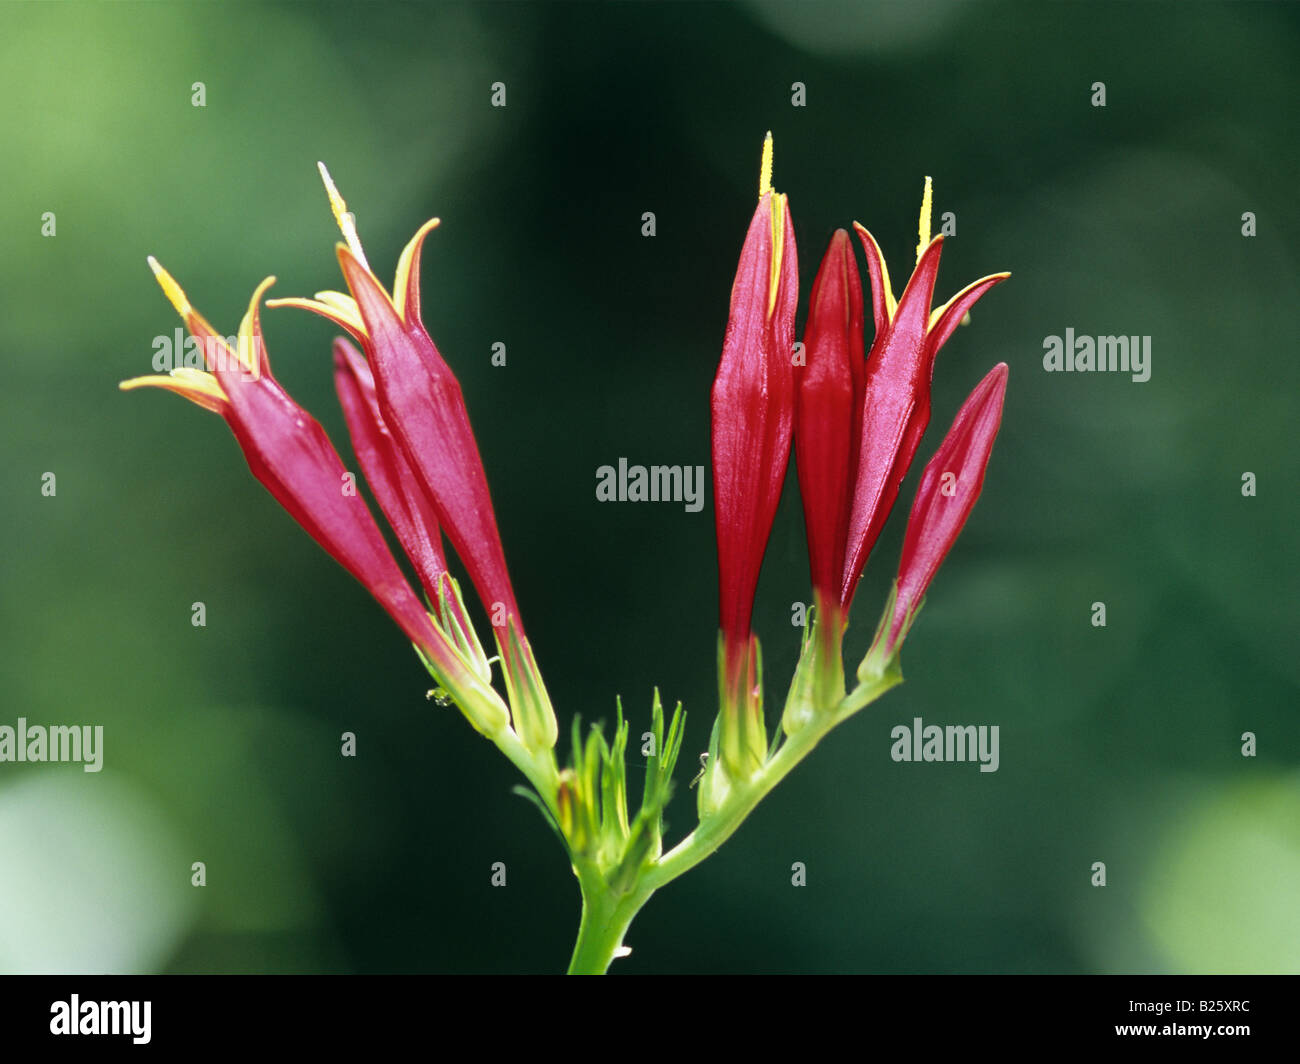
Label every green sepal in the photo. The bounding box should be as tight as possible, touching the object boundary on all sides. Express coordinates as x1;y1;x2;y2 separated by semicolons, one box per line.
497;619;558;753
570;713;584;772
856;581;923;687
717;633;767;784
697;710;726;820
600;700;630;843
640;689;667;814
432;574;492;686
782;609;818;736
641;690;685;803
581;724;606;851
608;691;685;894
634;689;685;855
782;593;847;737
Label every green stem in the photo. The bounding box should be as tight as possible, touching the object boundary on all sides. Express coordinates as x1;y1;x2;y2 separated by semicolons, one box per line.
492;727;559;808
566;873;653;975
642;672;900;894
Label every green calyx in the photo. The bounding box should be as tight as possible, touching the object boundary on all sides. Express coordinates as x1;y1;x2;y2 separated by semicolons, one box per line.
497;618;559;754
851;580;920;702
412;642;509;738
781;595;848;737
716;632;768;784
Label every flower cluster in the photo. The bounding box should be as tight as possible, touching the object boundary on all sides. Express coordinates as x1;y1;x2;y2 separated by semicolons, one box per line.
121;145;1012;973
709;135;1010;783
122;165;557;755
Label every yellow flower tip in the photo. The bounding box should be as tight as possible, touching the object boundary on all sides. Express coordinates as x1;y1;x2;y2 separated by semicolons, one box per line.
317;161;371;273
118;369;229;414
249;275;278;304
926;270;1012;331
916;175;934;265
264;294;367;338
147;256;193;317
393;218;442;324
234;275;278;377
758;131;774;199
314;290;361;312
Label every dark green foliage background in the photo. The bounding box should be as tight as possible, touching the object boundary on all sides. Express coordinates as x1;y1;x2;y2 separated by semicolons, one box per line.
1;0;1296;973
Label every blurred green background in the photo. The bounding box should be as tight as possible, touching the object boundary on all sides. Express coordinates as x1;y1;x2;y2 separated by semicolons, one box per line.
1;0;1296;974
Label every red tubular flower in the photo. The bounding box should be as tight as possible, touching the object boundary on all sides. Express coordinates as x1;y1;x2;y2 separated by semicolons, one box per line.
333;338;478;652
333;337;449;601
119;263;509;736
711;133;798;779
268;165;556;753
867;362;1009;665
842;179;1009;611
794;228;864;626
